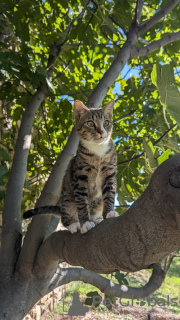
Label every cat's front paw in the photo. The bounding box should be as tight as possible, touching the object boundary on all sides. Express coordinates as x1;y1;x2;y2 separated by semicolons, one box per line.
106;211;119;219
80;221;95;234
94;218;103;225
67;222;80;234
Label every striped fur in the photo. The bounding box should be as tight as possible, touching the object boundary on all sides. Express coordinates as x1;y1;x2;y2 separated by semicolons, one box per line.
23;100;118;234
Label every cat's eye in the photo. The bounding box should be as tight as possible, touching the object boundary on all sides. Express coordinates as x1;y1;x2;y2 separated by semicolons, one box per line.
87;121;95;127
104;120;109;126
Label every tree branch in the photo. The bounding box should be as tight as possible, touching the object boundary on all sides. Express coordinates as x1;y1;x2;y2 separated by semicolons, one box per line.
17;128;79;273
86;22;139;108
118;152;143;165
113;110;137;123
153;123;177;146
48;265;165;299
0;83;48;278
108;15;127;36
138;0;180;36
131;31;180;58
33;154;180;279
134;0;144;25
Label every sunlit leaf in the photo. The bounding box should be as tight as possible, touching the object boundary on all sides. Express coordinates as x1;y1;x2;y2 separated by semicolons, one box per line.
151;64;180;126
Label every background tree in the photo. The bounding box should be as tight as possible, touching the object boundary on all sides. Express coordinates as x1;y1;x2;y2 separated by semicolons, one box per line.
0;0;180;319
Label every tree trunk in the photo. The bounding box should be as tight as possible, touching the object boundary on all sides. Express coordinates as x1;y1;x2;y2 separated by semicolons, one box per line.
0;278;42;320
1;154;180;320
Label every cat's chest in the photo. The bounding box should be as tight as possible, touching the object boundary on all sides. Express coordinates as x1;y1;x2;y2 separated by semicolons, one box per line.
88;166;103;198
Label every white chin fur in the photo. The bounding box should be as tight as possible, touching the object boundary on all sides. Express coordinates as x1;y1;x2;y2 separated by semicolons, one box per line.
82;138;110;157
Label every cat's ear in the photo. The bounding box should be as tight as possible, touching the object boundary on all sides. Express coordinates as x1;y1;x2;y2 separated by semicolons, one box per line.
74;100;90;120
103;100;114;117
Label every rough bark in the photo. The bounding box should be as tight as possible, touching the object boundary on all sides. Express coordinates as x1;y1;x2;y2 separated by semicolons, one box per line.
34;154;180;276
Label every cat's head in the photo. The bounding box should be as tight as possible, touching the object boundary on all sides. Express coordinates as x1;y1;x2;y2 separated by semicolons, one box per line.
74;100;114;145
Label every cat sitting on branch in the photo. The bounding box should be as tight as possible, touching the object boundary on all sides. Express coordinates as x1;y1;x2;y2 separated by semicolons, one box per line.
24;100;118;234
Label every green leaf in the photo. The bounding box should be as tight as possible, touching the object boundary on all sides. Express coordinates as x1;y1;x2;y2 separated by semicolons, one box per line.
0;166;8;185
85;291;101;308
157;149;172;165
151;64;180;126
24;179;31;191
143;138;158;168
46;78;56;94
0;190;5;202
36;66;47;77
0;148;11;162
114;271;129;285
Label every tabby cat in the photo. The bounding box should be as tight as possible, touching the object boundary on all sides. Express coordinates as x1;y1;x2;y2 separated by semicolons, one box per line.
23;100;118;234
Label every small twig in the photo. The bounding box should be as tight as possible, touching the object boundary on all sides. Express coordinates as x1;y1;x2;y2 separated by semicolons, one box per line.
122;66;132;80
108;14;127;36
118;152;143;166
85;4;98;33
117;123;177;166
113;109;137;122
153;123;177;146
163;252;178;274
49;89;92;97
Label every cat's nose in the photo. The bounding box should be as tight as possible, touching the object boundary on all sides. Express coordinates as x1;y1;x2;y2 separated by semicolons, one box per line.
100;130;104;137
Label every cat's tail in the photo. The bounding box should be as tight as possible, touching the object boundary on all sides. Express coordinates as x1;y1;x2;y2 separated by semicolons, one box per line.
23;206;61;219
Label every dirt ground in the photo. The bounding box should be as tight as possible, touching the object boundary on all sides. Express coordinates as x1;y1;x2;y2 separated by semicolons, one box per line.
43;305;180;320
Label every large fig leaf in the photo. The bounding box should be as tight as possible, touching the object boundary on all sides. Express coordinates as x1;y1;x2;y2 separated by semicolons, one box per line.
151;64;180;126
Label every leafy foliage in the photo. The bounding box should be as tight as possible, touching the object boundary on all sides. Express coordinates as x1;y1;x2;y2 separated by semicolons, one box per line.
0;0;180;215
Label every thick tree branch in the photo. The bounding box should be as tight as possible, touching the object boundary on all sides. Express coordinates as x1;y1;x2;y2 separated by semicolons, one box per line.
0;83;48;278
138;0;180;36
34;154;180;278
16;5;89;273
134;0;144;25
131;31;180;58
86;25;139;108
48;266;165;299
17;128;79;273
